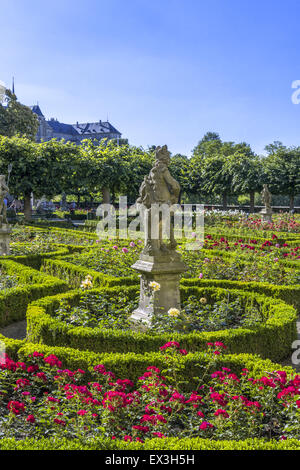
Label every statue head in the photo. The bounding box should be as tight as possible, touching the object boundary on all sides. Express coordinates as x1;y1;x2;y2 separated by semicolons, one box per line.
155;145;170;166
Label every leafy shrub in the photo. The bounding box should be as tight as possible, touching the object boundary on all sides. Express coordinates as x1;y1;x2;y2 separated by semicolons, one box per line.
0;342;299;442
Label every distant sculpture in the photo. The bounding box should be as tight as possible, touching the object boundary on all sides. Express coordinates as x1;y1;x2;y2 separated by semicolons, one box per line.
130;145;187;328
261;184;272;211
260;184;273;222
0;175;9;225
0;175;11;255
137;145;180;207
137;145;180;256
60;192;68;211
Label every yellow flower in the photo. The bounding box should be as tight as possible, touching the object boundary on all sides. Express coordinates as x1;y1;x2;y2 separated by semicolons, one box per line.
149;281;160;292
168;308;180;317
200;297;207;304
81;275;93;289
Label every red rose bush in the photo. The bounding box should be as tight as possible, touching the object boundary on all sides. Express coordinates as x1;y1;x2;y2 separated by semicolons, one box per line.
0;342;299;442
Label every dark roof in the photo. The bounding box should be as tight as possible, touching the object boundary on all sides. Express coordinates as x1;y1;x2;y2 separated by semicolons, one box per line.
47;119;78;135
30;104;122;137
72;121;121;135
30;105;44;118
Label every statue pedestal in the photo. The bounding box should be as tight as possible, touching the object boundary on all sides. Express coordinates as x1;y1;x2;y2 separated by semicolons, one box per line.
130;252;187;329
0;224;11;255
260;209;273;223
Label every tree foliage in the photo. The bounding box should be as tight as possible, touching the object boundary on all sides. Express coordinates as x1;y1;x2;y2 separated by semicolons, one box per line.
263;142;300;209
0;90;39;140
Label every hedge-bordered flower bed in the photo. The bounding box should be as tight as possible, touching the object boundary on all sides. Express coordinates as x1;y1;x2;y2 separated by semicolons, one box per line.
0;334;294;387
0;340;299;443
41;252;300;296
0;259;69;328
26;285;297;361
181;278;300;312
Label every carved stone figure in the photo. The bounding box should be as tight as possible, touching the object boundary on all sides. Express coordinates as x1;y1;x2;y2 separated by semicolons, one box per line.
130;145;187;328
0;175;9;225
137;145;180;207
261;184;272;211
0;175;11;255
137;145;180;256
260;184;273;222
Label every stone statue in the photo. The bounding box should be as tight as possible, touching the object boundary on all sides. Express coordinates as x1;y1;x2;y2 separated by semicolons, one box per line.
137;145;180;256
137;145;180;207
0;174;11;255
260;184;273;222
261;184;272;211
130;145;187;329
0;175;9;225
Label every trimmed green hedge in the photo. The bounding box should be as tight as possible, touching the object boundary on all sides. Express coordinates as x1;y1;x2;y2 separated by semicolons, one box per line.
181;278;300;312
2;243;87;270
41;246;300;302
1;436;300;450
0;259;69;328
0;329;293;384
197;247;300;271
26;285;297;361
3;247;71;270
206;227;300;243
26;224;98;241
41;257;138;287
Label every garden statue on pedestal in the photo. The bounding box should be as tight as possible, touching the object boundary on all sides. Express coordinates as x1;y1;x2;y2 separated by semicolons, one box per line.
60;192;68;211
260;184;273;223
130;145;187;329
0;175;11;255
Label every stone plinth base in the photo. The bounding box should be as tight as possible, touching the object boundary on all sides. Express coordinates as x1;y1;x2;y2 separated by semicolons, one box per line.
0;224;11;255
130;253;187;329
260;209;273;223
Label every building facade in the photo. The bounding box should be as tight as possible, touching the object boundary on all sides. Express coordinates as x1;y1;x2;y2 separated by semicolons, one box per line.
30;105;122;144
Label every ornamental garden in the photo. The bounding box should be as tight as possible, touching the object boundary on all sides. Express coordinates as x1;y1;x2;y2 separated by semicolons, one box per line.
0;134;300;451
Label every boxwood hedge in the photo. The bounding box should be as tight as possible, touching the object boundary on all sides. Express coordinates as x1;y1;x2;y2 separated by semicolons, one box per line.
1;436;300;450
0;259;68;328
26;285;297;361
0;331;293;385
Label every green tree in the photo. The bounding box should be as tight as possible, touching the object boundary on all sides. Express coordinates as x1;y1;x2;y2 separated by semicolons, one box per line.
0;136;78;220
224;146;263;212
0;89;39;140
169;154;191;203
192;131;223;158
78;139;128;204
263;143;300;211
191;132;237;207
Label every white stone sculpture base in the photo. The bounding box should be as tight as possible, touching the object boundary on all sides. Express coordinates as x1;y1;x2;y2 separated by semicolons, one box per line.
260;209;273;223
130;253;187;330
0;224;11;255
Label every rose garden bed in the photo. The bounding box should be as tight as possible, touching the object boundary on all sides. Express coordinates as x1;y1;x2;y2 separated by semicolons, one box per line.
0;224;299;449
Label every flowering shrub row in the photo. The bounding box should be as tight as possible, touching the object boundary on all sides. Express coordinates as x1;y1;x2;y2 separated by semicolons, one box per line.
0;342;299;442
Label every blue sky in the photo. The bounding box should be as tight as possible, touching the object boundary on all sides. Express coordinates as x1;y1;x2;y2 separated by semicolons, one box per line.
1;0;300;156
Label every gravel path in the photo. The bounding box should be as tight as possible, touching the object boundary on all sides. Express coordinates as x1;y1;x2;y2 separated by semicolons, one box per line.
0;320;27;340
